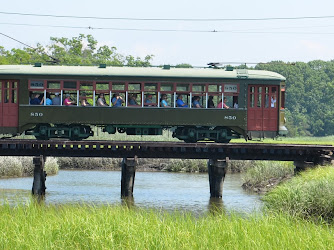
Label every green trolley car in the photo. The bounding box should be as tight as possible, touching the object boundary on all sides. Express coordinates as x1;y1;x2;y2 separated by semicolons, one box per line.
0;64;287;142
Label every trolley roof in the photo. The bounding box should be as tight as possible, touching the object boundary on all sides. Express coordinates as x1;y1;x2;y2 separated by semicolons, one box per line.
0;65;286;81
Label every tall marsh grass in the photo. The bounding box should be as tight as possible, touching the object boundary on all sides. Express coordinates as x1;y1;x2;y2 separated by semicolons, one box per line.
0;203;333;249
243;161;294;185
263;166;334;222
0;157;59;178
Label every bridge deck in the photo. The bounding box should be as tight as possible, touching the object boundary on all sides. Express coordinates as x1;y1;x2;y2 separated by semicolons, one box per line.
0;140;333;163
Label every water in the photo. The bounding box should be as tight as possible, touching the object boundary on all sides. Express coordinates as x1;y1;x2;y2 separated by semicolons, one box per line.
0;171;262;215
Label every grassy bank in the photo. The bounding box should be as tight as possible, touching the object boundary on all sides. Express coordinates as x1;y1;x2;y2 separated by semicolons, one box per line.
242;161;295;192
0;203;333;249
263;166;334;222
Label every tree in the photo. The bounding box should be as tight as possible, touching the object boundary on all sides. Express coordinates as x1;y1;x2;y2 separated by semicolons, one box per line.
0;34;153;67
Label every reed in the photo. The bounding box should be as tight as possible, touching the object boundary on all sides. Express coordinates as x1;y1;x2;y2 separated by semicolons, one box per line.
263;167;334;222
0;156;59;178
242;161;294;191
0;203;333;249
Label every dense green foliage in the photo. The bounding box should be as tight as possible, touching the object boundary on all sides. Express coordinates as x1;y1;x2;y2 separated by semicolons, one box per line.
263;167;334;222
256;61;334;137
0;34;153;66
0;203;333;249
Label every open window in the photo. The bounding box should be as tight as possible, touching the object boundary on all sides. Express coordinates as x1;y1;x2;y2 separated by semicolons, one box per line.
143;83;158;107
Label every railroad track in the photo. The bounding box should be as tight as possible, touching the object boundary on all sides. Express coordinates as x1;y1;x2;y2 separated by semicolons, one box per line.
0;139;332;163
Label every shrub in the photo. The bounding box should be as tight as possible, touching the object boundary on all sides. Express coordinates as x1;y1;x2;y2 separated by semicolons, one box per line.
44;157;59;175
57;157;121;170
0;156;59;178
166;159;207;172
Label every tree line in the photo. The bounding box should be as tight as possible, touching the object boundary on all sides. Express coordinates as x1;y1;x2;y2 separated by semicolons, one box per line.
1;34;333;137
255;61;334;137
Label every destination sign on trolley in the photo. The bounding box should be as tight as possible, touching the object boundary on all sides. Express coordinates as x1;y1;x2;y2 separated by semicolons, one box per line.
224;84;238;93
29;80;44;89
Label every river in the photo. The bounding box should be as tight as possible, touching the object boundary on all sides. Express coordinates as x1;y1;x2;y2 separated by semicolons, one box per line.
0;171;262;215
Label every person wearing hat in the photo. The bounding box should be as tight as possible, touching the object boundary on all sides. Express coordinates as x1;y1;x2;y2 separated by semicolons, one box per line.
144;94;153;106
64;93;75;106
52;92;61;105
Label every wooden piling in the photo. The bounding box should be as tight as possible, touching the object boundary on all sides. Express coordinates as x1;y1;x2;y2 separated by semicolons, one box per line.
208;158;228;198
293;161;314;174
32;155;46;196
121;157;137;197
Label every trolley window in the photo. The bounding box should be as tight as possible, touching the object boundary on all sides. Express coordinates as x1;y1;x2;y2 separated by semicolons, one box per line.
47;81;60;89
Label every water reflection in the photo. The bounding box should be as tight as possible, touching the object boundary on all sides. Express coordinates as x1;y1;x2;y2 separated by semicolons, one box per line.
121;196;135;208
208;197;226;215
0;170;262;215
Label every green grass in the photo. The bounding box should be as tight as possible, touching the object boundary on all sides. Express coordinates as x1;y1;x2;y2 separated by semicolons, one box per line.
0;203;333;249
263;167;334;222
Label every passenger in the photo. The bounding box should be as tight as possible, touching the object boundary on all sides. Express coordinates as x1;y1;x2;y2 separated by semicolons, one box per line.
208;96;215;108
128;94;139;106
96;93;108;106
41;93;52;105
217;98;229;109
81;93;91;106
271;95;276;108
192;96;201;108
30;93;42;105
52;92;61;105
160;94;169;107
64;94;75;106
112;93;124;107
144;94;153;105
176;94;188;107
233;102;239;109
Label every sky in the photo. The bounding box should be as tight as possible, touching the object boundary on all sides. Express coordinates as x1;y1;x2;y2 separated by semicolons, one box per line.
1;0;334;67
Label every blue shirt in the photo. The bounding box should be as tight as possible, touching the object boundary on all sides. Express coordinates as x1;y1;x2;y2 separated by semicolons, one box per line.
45;98;53;105
192;101;200;108
129;99;138;105
176;99;188;108
30;98;40;105
112;97;123;107
161;99;168;107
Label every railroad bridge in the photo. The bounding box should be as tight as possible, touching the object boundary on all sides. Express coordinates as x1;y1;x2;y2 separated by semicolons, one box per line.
0;139;333;199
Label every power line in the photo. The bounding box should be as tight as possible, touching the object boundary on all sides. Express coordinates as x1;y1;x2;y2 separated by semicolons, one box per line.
0;32;60;63
1;11;334;22
0;32;36;50
2;22;334;34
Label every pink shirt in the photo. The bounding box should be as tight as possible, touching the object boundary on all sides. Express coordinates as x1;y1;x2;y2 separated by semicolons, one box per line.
64;97;72;106
217;102;229;109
